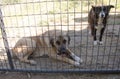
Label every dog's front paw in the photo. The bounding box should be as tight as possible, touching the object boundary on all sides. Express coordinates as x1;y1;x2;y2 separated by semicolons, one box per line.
74;56;83;63
74;62;80;66
89;30;91;35
99;41;103;45
79;59;83;63
29;60;37;65
94;41;98;45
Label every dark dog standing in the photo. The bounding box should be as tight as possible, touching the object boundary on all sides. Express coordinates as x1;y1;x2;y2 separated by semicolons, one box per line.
88;5;114;45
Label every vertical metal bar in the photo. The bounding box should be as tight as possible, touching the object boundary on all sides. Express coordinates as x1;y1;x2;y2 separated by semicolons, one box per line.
45;0;48;71
106;0;115;70
87;0;92;70
39;1;42;70
111;0;118;70
60;0;64;70
67;0;70;70
73;0;76;68
0;8;14;69
32;0;38;70
80;0;85;69
91;0;96;70
53;0;58;71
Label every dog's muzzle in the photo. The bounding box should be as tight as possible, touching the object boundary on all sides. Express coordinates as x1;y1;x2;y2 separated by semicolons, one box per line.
99;11;105;18
57;46;69;56
57;46;74;60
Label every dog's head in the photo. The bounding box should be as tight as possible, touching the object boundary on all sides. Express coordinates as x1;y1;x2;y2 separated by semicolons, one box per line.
92;5;114;19
50;34;71;57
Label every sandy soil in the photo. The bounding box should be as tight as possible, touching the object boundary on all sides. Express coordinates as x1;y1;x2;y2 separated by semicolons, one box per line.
0;71;120;79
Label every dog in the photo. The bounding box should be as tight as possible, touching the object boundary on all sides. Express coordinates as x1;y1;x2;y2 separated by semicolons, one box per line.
12;30;83;66
88;5;114;45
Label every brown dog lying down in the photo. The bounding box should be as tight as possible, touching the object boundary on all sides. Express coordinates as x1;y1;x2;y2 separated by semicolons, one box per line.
12;30;83;66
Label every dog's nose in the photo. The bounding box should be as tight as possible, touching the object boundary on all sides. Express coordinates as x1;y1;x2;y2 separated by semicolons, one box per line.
57;47;66;55
60;46;66;53
62;50;67;54
99;12;105;18
101;14;105;18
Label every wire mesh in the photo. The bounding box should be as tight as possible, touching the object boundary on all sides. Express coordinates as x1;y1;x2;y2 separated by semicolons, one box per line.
0;0;120;73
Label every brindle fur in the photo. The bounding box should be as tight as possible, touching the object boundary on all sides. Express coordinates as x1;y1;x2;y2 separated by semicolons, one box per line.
88;5;114;45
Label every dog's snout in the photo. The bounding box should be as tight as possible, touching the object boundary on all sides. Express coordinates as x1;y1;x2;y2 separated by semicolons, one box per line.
101;13;105;18
99;12;105;18
60;46;66;53
57;46;67;55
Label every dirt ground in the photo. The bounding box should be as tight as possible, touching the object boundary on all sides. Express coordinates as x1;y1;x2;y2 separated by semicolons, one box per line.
0;71;120;79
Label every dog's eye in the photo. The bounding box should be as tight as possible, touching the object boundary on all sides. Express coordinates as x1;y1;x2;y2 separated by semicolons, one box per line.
56;41;60;45
63;39;66;44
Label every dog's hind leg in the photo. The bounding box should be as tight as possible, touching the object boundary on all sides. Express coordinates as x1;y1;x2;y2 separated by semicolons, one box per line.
18;47;36;65
19;54;37;65
13;38;37;65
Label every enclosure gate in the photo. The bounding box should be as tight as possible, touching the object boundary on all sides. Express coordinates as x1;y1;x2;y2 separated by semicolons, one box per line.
0;0;120;73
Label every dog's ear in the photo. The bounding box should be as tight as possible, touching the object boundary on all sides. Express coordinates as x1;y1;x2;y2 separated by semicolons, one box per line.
92;5;95;11
107;5;114;10
50;38;55;47
67;35;71;45
109;5;114;8
107;5;114;12
91;5;98;13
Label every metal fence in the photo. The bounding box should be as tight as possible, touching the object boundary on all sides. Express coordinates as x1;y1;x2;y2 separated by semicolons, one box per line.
0;0;120;73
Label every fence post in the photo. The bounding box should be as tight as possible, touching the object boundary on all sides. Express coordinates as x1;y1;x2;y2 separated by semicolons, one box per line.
0;8;14;70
